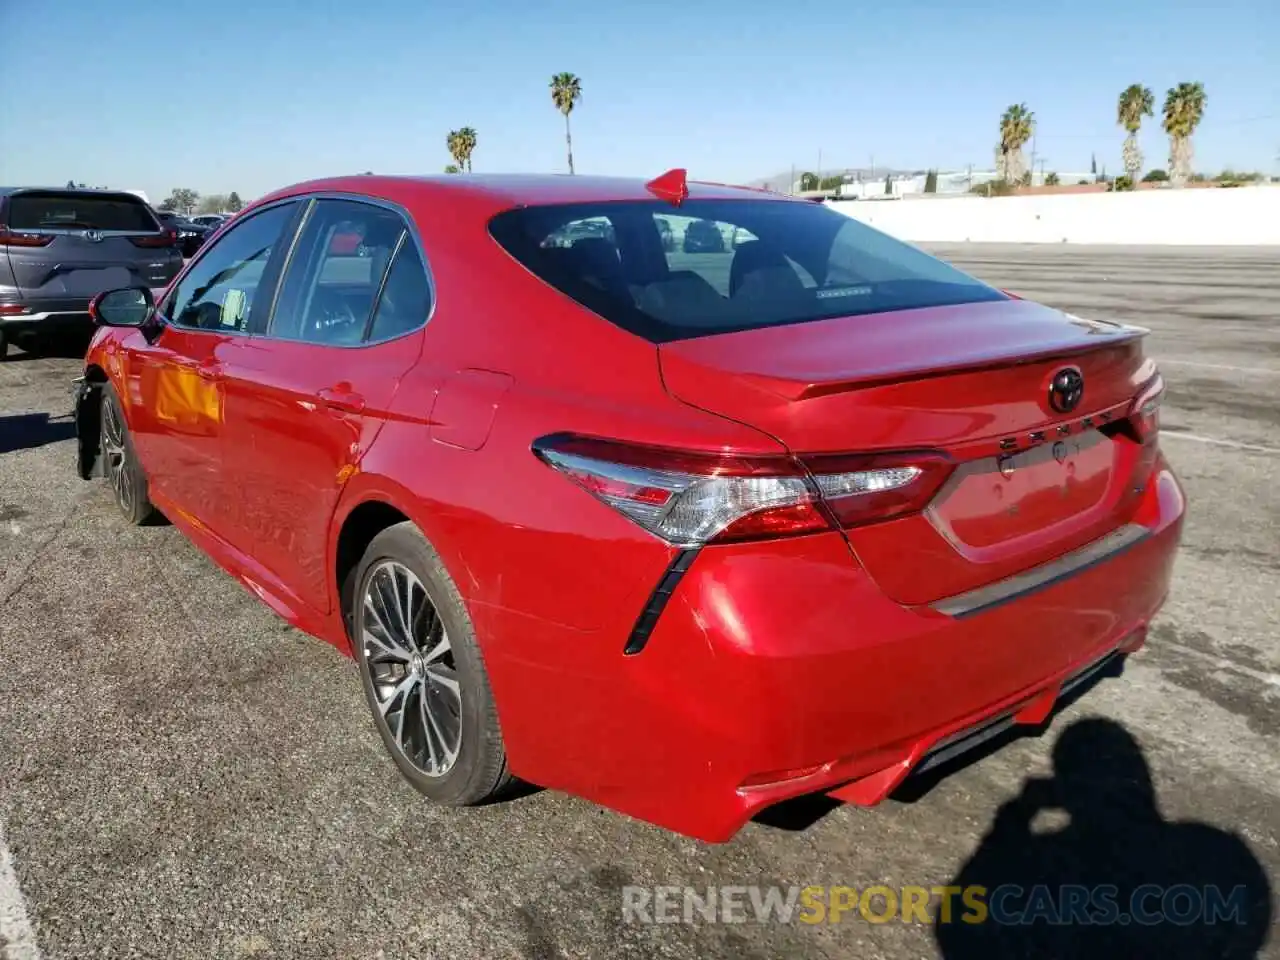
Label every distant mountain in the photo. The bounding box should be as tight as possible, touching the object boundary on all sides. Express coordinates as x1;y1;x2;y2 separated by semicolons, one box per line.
748;167;926;192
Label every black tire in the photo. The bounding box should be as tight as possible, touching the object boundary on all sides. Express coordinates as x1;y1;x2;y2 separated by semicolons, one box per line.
351;521;513;805
100;384;157;525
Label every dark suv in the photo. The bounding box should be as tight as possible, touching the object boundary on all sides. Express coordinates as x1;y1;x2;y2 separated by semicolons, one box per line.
0;187;183;358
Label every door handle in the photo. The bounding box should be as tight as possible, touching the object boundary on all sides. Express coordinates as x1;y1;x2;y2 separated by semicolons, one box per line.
316;385;366;414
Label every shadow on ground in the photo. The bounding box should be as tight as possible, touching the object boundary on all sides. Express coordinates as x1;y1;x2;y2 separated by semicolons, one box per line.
935;716;1272;958
750;658;1272;957
0;412;76;455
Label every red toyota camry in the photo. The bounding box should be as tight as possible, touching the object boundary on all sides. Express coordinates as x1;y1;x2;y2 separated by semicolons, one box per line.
74;171;1184;842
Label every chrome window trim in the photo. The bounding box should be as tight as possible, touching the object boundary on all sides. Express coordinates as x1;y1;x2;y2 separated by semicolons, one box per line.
929;523;1151;619
259;191;436;350
158;197;303;339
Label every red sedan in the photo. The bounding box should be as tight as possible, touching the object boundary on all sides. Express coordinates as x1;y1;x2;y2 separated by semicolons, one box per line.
74;171;1184;842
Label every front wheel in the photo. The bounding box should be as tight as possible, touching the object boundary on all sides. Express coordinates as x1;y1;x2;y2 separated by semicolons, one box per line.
100;384;156;525
351;522;513;805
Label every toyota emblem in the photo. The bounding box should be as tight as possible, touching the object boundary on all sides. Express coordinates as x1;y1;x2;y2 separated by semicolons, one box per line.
1048;367;1085;414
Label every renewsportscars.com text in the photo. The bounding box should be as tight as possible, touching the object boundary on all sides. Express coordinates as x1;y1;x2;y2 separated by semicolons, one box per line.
621;884;1253;927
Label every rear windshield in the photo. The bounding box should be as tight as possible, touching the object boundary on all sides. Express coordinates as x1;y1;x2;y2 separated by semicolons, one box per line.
489;199;1005;342
6;191;159;232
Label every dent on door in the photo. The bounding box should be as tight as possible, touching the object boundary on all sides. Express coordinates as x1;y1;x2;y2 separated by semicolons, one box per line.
429;370;514;451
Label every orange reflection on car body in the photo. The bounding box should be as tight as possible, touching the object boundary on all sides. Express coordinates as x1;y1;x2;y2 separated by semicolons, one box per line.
153;367;222;431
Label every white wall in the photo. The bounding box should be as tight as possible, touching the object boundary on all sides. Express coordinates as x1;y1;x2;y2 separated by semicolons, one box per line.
825;187;1280;245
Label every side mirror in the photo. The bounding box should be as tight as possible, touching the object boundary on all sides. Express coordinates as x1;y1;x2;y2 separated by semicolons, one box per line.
90;286;155;327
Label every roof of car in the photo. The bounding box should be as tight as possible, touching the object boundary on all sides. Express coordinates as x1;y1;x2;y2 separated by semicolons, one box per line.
256;173;791;212
0;186;147;198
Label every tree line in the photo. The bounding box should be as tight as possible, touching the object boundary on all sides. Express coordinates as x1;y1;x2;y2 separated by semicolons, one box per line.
443;72;583;175
158;190;244;215
997;82;1209;190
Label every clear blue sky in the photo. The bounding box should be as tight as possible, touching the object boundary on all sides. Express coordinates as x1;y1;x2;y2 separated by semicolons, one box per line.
2;0;1276;202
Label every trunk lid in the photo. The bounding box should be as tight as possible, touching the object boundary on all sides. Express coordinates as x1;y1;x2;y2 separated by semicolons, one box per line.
658;298;1158;604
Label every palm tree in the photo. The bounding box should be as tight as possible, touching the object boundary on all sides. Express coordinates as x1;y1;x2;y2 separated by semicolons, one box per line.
446;130;466;172
997;103;1034;184
1117;84;1154;185
1162;82;1207;187
550;72;583;174
455;127;477;172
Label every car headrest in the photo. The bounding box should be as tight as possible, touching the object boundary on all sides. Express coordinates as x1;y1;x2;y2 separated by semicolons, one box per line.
729;240;794;296
566;237;626;294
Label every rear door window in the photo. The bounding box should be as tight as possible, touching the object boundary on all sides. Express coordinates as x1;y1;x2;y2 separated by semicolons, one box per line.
6;191;159;232
367;241;431;342
489;199;1004;342
268;199;411;345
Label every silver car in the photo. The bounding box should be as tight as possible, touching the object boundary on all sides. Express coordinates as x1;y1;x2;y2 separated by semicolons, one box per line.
0;187;183;359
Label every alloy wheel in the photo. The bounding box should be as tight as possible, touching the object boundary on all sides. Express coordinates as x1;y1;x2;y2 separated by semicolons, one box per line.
361;560;463;777
101;398;134;516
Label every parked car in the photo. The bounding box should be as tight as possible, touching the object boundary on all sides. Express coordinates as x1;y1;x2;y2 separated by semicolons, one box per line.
0;187;182;359
541;217;615;249
681;217;725;253
155;211;212;257
74;171;1184;842
189;214;230;229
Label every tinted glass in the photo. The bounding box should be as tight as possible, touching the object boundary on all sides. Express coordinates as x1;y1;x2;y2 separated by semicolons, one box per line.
489;199;1005;342
269;199;407;345
368;241;430;341
8;191;159;232
164;203;296;332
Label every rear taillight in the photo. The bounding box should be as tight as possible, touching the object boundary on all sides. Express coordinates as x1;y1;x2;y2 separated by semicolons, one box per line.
533;434;952;546
1130;374;1164;443
0;227;54;248
129;230;177;248
803;451;955;529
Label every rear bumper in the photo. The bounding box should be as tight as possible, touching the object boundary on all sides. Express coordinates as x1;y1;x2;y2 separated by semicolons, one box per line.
481;454;1185;842
0;299;94;334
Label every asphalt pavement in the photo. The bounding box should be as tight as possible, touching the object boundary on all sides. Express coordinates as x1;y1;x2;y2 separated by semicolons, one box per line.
0;244;1277;959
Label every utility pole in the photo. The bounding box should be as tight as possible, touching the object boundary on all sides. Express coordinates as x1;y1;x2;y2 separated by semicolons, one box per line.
789;164;796;195
817;148;823;188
